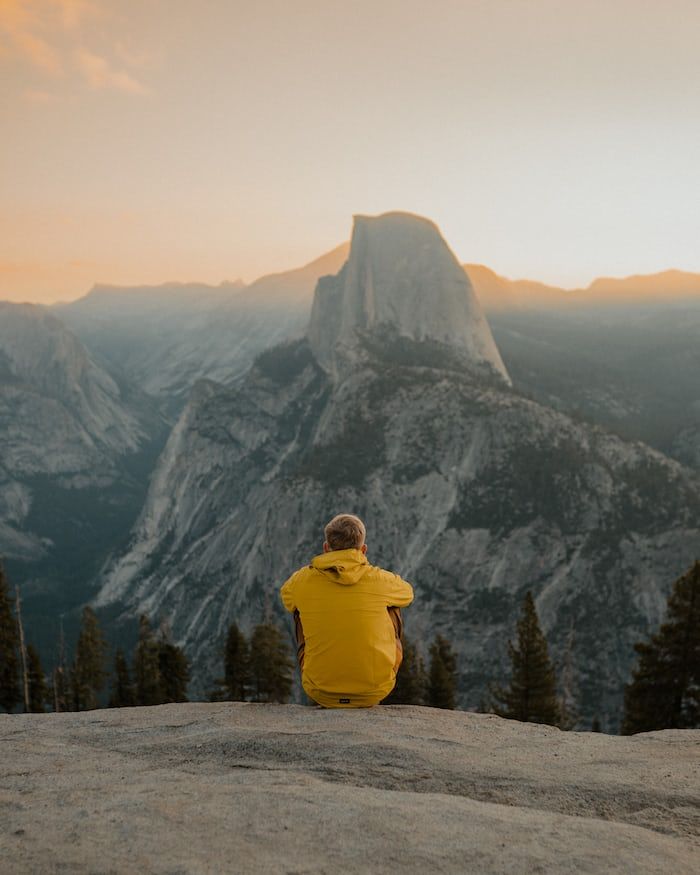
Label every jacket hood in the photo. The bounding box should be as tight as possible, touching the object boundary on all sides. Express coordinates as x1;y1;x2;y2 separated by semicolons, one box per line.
310;548;370;585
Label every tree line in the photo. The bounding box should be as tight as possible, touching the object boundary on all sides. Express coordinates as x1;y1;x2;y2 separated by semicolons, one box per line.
1;558;698;733
0;561;192;713
205;618;462;709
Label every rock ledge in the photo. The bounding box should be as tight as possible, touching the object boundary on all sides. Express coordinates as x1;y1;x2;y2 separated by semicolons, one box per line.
2;703;698;874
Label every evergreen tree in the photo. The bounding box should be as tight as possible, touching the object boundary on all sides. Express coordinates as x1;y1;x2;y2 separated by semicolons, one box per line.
14;585;29;711
49;619;71;712
0;562;20;713
385;638;427;705
133;615;165;706
557;623;579;730
249;622;293;703
50;666;70;713
157;626;189;703
427;634;458;709
109;649;136;707
491;591;561;726
224;622;250;701
26;644;47;713
591;717;602;732
71;606;108;710
622;561;700;734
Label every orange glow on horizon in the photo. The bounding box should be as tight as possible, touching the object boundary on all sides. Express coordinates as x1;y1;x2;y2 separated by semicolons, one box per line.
2;0;699;302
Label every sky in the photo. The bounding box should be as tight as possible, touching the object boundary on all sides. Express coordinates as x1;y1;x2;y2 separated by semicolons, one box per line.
2;0;700;303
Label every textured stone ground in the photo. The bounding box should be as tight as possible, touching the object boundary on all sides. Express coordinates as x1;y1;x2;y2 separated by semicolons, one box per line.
1;703;698;874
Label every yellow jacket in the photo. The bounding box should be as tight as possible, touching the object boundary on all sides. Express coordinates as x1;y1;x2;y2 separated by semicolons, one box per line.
280;548;414;707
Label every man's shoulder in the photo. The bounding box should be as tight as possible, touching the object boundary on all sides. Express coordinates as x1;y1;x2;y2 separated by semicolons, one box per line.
281;564;315;588
366;564;411;586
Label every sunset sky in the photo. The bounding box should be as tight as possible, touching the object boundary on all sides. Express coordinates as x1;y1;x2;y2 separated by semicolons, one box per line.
2;0;700;302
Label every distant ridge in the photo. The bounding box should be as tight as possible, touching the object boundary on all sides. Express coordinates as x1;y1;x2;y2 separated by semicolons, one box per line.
240;242;350;307
34;241;698;316
464;264;565;312
55;243;351;399
58;243;350;312
466;265;700;312
584;268;700;301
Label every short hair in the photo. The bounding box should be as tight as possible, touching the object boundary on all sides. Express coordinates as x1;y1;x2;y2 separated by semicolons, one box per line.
324;513;366;550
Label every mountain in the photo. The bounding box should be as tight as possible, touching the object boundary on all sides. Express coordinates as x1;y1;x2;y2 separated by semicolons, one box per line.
584;269;700;304
309;214;509;382
58;244;349;404
466;264;567;312
95;213;700;728
467;265;700;312
0;303;167;652
464;266;700;467
308;213;509;382
483;304;700;465
673;422;700;470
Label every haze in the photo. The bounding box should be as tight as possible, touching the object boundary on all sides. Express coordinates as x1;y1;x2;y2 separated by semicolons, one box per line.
2;0;700;303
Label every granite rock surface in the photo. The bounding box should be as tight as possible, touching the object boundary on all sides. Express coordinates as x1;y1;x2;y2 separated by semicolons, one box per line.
1;703;698;874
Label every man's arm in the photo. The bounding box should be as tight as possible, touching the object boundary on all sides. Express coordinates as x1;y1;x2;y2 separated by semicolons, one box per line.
280;572;298;613
382;571;414;607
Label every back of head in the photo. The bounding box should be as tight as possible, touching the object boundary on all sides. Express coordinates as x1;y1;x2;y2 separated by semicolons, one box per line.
324;513;366;551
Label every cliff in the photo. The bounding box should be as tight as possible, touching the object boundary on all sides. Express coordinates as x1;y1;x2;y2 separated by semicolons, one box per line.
309;213;509;381
1;704;697;873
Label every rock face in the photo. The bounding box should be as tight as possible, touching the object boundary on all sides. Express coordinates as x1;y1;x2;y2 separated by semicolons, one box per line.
59;244;349;404
309;213;509;381
0;304;160;556
0;302;166;652
0;303;147;470
95;214;700;729
674;423;700;470
2;703;698;874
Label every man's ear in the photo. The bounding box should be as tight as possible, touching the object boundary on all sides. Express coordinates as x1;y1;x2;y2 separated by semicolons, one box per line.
361;544;368;555
323;541;330;553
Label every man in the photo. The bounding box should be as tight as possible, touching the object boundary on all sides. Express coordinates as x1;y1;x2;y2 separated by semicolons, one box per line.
280;513;414;708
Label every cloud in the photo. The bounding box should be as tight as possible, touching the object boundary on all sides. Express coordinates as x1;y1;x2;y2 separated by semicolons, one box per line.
1;0;151;95
51;0;93;30
75;48;149;94
0;0;64;74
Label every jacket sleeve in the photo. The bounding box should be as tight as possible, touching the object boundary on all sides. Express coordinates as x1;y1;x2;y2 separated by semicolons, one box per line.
280;572;298;613
382;571;414;608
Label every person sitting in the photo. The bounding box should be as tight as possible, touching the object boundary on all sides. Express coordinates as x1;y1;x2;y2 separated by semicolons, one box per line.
280;513;414;708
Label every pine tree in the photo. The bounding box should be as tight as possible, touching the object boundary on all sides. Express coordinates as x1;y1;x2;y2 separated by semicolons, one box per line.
557;623;579;730
71;606;108;710
385;638;427;705
14;585;29;712
26;644;47;713
491;591;561;726
109;649;136;707
0;562;20;713
49;619;71;712
224;622;250;701
50;666;70;713
427;634;458;709
133;615;165;706
622;561;700;734
157;625;189;703
249;622;293;703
